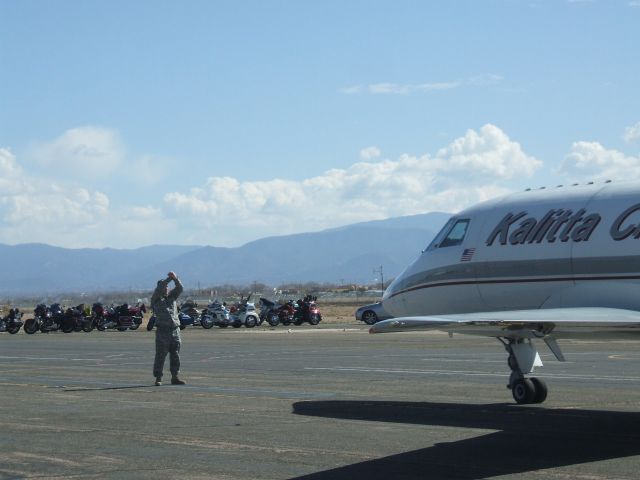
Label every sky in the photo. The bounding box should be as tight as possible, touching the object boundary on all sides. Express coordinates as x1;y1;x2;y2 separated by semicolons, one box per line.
1;0;639;249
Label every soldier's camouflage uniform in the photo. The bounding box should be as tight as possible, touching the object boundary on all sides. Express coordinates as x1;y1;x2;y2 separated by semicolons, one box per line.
151;277;184;380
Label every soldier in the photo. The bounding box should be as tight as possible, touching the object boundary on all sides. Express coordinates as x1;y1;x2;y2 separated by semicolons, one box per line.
151;271;185;386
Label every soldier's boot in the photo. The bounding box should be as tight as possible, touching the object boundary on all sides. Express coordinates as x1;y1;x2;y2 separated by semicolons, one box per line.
171;377;185;385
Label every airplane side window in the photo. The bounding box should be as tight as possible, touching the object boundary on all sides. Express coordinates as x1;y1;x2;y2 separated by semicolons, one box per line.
439;219;470;248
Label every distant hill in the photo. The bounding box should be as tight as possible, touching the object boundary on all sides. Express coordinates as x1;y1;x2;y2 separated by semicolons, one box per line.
0;212;450;296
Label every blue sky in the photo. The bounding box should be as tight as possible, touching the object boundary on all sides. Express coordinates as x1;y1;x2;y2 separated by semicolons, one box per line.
1;0;639;248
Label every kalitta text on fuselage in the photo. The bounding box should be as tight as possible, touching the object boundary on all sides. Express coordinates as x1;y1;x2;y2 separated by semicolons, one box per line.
486;203;640;246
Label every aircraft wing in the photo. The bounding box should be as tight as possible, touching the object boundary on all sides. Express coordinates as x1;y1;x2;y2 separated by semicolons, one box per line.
369;307;640;340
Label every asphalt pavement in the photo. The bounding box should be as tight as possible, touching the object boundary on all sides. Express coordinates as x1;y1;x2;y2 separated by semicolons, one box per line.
2;325;640;479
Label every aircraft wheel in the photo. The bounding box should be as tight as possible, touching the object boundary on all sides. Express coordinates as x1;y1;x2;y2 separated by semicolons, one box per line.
511;378;536;404
530;377;548;404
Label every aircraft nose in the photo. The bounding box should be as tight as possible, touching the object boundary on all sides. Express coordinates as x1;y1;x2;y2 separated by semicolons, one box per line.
382;276;405;317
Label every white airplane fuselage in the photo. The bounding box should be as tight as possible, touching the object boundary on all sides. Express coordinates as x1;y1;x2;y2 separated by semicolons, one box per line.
383;182;640;325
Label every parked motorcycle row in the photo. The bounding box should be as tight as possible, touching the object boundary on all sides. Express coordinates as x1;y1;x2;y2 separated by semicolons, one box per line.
258;295;322;327
0;294;323;334
17;302;147;334
147;294;323;331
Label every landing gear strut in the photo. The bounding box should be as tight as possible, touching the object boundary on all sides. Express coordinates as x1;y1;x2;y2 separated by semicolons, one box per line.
500;338;548;405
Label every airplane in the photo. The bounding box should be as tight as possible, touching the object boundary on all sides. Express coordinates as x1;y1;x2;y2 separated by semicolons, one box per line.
370;180;640;404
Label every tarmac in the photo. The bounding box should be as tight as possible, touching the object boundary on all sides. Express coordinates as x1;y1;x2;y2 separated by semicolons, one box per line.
2;324;640;479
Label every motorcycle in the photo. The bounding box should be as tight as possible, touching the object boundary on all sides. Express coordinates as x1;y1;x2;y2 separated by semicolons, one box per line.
0;308;23;334
229;295;259;328
200;300;230;328
24;303;67;334
96;302;146;331
276;300;296;326
293;295;322;325
179;299;214;329
258;298;281;326
63;304;88;333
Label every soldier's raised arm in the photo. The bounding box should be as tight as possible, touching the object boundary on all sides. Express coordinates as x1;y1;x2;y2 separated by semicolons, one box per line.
167;272;183;301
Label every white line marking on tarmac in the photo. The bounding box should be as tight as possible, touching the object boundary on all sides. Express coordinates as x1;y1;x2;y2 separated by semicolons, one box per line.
305;366;640;382
0;355;98;361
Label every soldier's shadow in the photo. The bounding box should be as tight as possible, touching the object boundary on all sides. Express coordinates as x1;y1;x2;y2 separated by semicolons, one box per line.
291;400;640;480
63;385;154;392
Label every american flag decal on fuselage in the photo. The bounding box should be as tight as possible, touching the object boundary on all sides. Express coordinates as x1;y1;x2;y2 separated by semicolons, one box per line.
461;248;476;262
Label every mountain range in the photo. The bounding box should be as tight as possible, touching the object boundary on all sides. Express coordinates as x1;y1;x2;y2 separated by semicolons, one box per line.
0;212;450;296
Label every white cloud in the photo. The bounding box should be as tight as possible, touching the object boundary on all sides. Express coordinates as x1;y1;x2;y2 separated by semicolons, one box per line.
29;126;125;179
360;146;381;160
369;81;460;95
468;74;504;86
340;85;363;94
623;122;640;143
0;146;166;248
0;124;549;248
342;74;501;96
0;148;23;195
434;124;542;178
162;124;541;245
559;141;640;182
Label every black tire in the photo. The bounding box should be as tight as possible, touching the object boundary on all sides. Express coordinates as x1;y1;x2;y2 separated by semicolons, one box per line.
82;321;94;333
8;325;20;334
179;325;186;330
362;310;378;325
201;317;214;329
24;319;38;334
130;323;140;330
512;378;536;404
117;327;127;331
530;377;548;404
281;317;291;326
147;317;156;331
231;322;241;328
245;315;257;328
218;324;228;328
97;321;106;331
309;314;321;325
267;313;280;327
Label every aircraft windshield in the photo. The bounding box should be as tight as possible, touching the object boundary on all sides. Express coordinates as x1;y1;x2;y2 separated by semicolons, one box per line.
439;219;470;247
424;218;455;251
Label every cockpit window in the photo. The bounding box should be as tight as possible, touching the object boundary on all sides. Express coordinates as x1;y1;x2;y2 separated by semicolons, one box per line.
424;218;455;252
439;219;470;247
